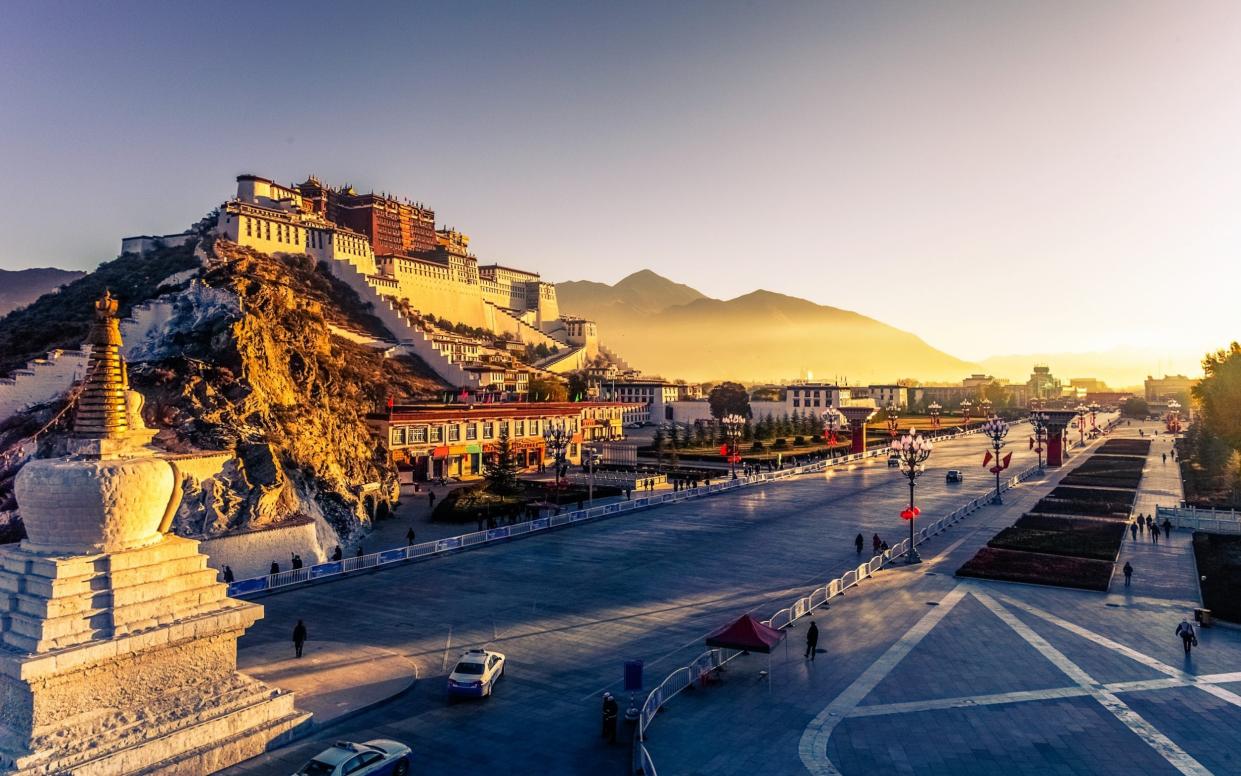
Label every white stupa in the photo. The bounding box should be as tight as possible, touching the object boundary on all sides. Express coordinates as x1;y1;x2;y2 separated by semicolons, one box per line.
0;292;308;775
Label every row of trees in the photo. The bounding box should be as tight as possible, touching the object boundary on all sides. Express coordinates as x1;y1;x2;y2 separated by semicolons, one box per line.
652;410;832;453
1183;343;1241;507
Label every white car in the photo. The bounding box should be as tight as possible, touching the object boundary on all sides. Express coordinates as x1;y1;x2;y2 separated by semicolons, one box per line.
293;739;411;776
447;647;506;698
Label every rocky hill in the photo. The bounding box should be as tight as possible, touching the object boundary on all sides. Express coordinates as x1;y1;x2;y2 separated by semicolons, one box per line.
0;267;86;317
557;271;974;382
0;236;445;546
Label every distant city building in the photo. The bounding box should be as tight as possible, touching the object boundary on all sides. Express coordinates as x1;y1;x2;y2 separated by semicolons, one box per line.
602;379;685;424
962;374;998;391
1027;365;1062;400
868;385;909;408
786;382;852;413
1069;377;1108;393
1145;374;1197;402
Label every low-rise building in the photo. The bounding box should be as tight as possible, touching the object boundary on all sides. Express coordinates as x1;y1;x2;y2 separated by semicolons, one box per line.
601;379;685;424
1145;374;1197;402
368;401;642;480
868;385;908;409
785;383;852;413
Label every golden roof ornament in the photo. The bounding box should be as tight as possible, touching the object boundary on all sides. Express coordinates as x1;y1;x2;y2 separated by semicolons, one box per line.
74;290;129;438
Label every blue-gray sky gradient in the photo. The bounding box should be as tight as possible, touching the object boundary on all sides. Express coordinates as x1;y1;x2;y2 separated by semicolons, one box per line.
2;0;1237;371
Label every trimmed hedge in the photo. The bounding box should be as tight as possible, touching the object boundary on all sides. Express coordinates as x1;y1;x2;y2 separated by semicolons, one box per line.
1031;496;1130;519
1192;532;1241;624
1016;513;1124;532
987;522;1125;562
956;547;1115;591
1097;439;1152;457
1060;456;1145;489
1047;486;1136;508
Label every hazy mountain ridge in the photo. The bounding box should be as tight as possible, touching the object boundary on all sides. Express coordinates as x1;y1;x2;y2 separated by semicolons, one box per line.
557;271;974;383
0;267;86;316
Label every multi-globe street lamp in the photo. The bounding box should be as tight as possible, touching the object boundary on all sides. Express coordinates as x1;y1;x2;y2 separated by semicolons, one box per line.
584;445;602;506
885;403;900;441
928;402;942;431
1166;400;1182;434
722;413;745;479
1029;408;1050;473
822;407;842;458
981;416;1010;505
979;398;993;418
1075;404;1089;446
1088;402;1100;431
960;399;973;427
891;432;933;564
543;420;570;507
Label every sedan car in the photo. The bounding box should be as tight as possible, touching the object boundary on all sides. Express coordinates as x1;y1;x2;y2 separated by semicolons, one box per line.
293;739;411;776
946;470;963;483
447;647;506;698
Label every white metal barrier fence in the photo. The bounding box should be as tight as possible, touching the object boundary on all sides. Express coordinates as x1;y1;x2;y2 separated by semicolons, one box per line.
633;462;1041;774
1156;505;1241;534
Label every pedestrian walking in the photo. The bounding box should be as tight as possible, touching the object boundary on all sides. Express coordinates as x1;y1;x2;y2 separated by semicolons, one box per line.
332;546;343;561
222;565;235;583
356;544;364;557
428;490;436;509
292;619;307;658
1151;526;1159;545
855;533;865;555
872;533;881;555
1162;452;1167;464
269;561;279;575
1137;516;1144;535
1163;519;1172;540
601;692;619;743
1176;619;1197;655
805;620;819;660
1130;522;1138;541
406;527;416;545
1123;561;1133;586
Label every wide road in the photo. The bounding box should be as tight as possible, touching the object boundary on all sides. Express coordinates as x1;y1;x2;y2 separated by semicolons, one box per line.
222;422;1055;775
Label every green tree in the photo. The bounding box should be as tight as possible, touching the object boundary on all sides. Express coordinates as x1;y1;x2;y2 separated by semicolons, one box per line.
1196;343;1241;449
528;376;568;402
708;381;751;419
484;425;521;495
566;372;590;401
1120;396;1150;419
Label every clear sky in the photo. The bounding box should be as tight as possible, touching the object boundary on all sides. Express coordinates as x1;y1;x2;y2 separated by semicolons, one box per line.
2;0;1237;372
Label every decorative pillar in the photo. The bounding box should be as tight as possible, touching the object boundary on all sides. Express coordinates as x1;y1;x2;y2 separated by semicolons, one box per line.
837;406;878;454
1040;410;1079;467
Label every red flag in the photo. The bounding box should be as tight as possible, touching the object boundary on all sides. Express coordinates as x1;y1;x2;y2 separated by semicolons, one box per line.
1002;452;1012;470
982;451;993;469
1028;437;1034;450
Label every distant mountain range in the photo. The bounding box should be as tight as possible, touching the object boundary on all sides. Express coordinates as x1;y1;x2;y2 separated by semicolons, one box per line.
557;271;975;383
0;268;86;317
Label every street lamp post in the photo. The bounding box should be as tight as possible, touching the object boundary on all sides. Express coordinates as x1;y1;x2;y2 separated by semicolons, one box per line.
1166;400;1182;434
928;402;942;432
980;398;993;418
722;414;745;479
981;416;1010;504
885;403;900;441
1088;402;1100;432
1075;404;1088;446
585;445;602;506
822;407;842;459
543;420;570;508
960;399;973;428
892;432;933;564
1029;408;1049;473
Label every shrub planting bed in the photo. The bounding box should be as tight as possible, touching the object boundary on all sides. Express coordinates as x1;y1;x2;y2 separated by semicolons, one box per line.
432;481;623;523
1047;486;1136;508
1192;532;1241;624
956;547;1115;591
1016;513;1119;532
1060;456;1146;489
1097;439;1152;457
1030;496;1130;519
988;521;1126;562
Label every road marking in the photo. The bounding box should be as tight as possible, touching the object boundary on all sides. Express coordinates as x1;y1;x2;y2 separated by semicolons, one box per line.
798;583;969;776
973;591;1212;776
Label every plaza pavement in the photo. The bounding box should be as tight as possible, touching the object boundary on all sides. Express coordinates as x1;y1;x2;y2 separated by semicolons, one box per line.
645;420;1241;776
218;423;1047;775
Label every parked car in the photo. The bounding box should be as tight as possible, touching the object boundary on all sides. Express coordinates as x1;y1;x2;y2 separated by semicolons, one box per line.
447;647;506;698
887;454;900;467
293;740;411;776
946;470;963;483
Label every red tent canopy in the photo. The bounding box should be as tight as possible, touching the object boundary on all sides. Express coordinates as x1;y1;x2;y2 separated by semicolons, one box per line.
705;614;785;654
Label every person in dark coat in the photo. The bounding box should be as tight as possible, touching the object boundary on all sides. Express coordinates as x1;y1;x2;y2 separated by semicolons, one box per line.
292;619;307;658
269;561;280;576
331;546;343;561
1130;522;1138;541
1176;619;1197;655
291;553;303;570
406;527;416;545
428;491;437;509
1123;561;1133;586
1163;519;1172;539
805;620;819;660
222;565;235;583
872;534;882;555
855;533;865;556
601;692;619;743
355;545;364;558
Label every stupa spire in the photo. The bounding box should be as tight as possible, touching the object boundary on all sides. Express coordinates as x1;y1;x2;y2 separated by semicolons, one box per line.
74;290;129;438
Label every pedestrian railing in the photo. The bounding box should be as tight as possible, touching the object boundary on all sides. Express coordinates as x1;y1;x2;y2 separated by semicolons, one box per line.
225;426;995;600
632;460;1041;775
1157;505;1241;534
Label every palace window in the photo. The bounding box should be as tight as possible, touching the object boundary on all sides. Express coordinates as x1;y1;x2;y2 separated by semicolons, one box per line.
448;424;460;442
409;426;427;443
483;422;495;439
515;420;525;436
465;423;477;440
391;427;407;445
429;426;443;443
530;419;540;435
245;217;252;237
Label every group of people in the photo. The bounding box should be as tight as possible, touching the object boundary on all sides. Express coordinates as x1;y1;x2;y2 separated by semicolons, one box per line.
1129;514;1171;543
854;532;889;556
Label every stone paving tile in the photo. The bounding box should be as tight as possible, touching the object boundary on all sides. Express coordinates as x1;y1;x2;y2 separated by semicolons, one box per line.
1123;686;1241;774
829;698;1181;776
860;594;1072;707
1000;603;1169;685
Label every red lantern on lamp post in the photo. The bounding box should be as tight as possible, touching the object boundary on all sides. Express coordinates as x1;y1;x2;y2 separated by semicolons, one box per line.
892;432;933;564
